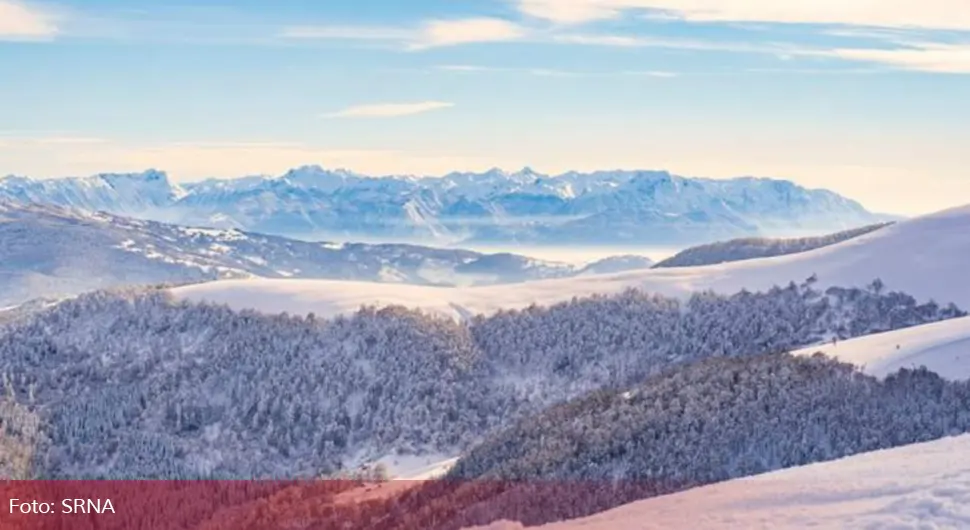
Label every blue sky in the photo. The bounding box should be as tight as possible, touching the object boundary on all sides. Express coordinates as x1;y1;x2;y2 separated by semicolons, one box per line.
1;0;969;215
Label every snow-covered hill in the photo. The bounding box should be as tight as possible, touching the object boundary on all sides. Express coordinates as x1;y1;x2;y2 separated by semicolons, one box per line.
0;166;890;246
0;202;638;308
792;316;970;380
469;434;970;530
172;204;970;320
652;221;891;268
4;280;960;480
577;255;655;275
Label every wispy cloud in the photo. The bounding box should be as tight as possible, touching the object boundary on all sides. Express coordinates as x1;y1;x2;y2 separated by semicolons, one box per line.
281;17;526;50
548;30;970;74
623;70;680;77
517;0;620;24
10;1;967;78
513;0;970;75
434;64;680;78
553;32;798;56
821;43;970;74
514;0;970;31
437;65;894;77
0;0;59;40
554;34;645;47
14;5;524;49
436;64;500;72
440;65;588;77
279;25;413;42
743;67;887;75
527;68;585;77
322;101;455;119
822;27;924;43
410;18;526;49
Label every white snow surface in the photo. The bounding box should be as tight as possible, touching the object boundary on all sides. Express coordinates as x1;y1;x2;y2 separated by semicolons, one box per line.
792;316;970;380
376;454;459;480
171;205;970;320
468;434;970;530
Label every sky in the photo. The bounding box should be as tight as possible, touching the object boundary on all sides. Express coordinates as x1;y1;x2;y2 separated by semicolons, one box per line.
1;0;969;215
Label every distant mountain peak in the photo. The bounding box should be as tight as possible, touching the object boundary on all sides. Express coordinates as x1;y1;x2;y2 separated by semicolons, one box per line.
142;168;167;181
99;169;171;185
0;165;891;246
472;167;509;179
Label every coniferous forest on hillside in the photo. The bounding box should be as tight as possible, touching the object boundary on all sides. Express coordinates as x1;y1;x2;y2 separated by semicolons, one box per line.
0;278;962;483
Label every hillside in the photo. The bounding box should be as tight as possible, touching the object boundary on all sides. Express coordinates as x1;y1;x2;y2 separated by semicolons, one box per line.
653;222;892;268
0;279;957;479
578;255;655;275
443;354;970;526
468;434;970;530
0;166;890;246
67;433;967;529
792;316;970;380
449;353;970;483
172;204;970;320
0;202;650;308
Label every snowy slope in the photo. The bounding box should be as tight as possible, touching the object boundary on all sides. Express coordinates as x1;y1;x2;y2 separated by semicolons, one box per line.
377;454;459;480
577;255;655;275
0;170;184;216
172;279;471;319
792;316;970;380
469;434;970;530
1;202;633;308
172;204;970;319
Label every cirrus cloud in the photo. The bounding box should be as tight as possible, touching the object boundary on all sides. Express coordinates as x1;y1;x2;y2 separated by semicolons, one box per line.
822;43;970;74
322;101;455;119
409;18;526;49
515;0;970;31
282;17;526;50
0;0;58;39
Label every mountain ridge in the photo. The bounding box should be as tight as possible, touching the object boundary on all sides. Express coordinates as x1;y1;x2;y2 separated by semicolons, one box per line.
0;201;655;308
0;166;893;246
652;222;893;268
170;203;970;321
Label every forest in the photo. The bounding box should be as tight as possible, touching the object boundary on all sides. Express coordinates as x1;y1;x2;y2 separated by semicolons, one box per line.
0;277;962;480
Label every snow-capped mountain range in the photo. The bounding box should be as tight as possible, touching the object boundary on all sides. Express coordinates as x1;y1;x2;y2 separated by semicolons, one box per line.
0;201;651;308
0;166;893;245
